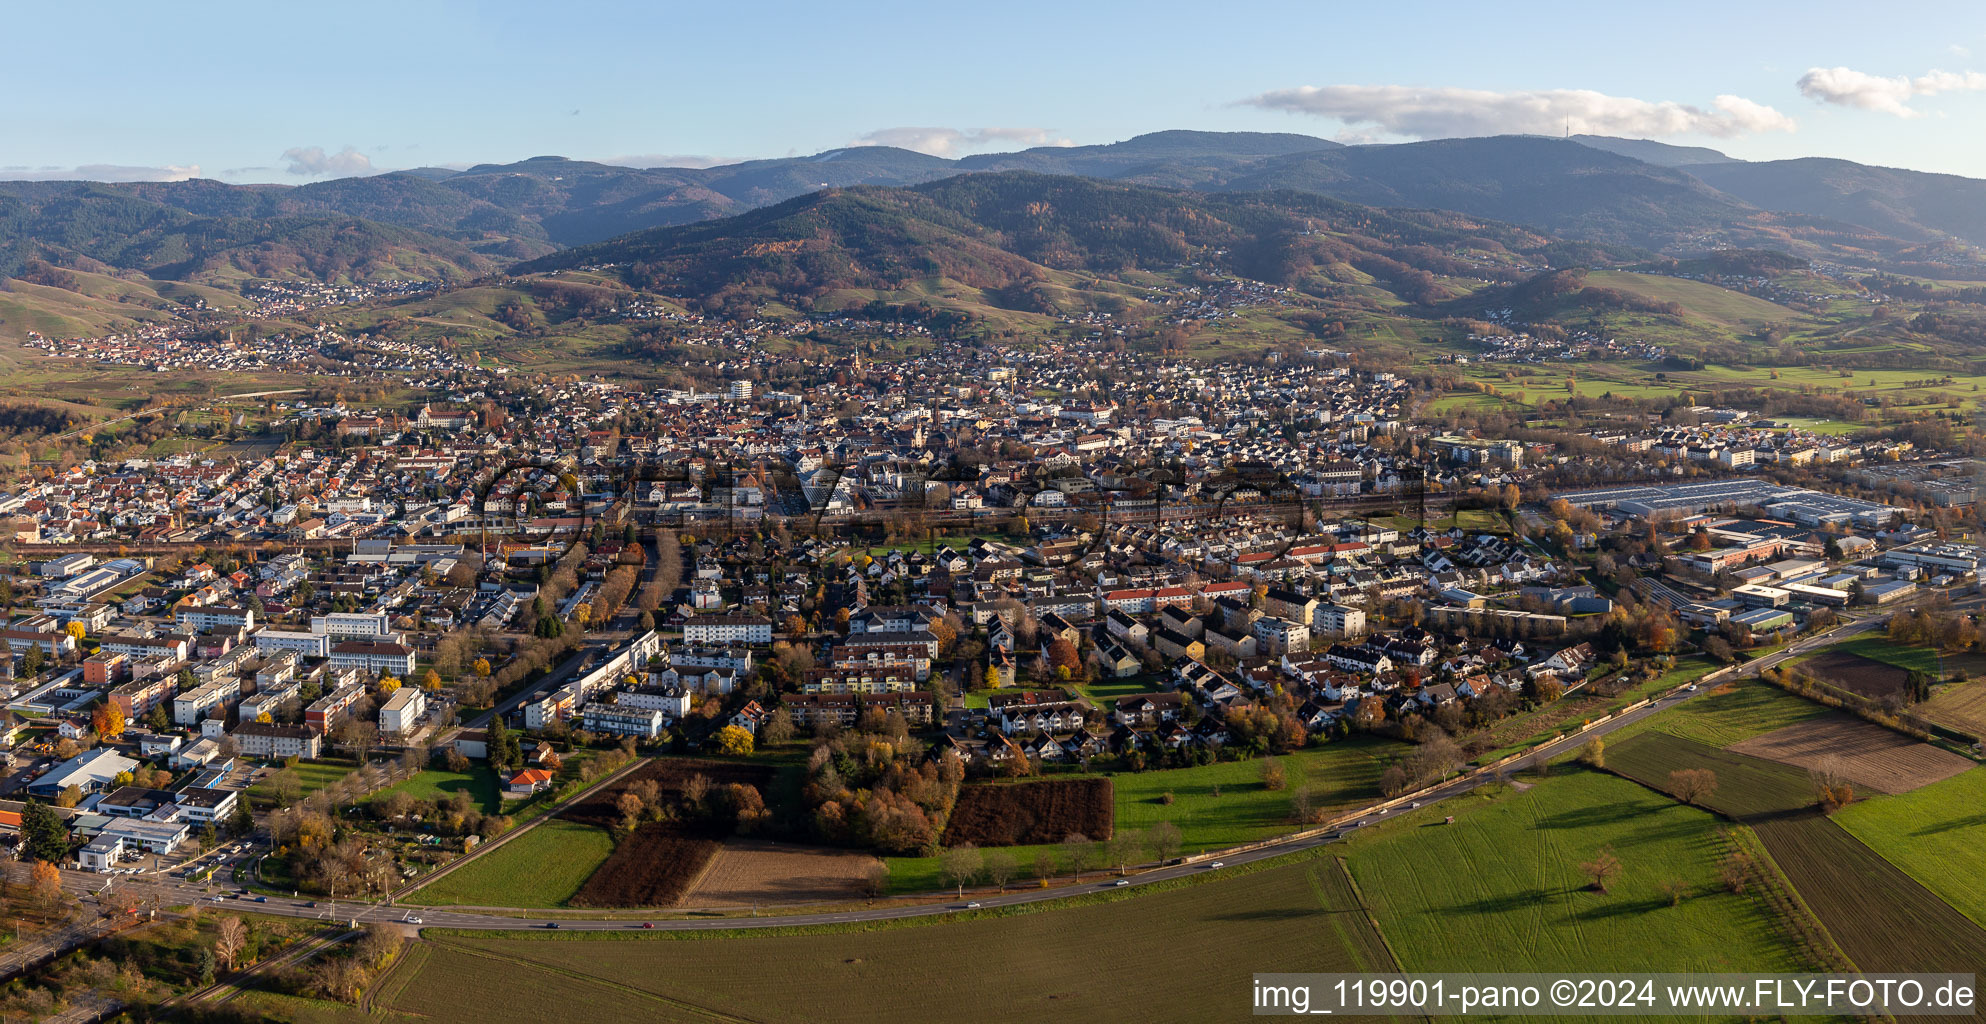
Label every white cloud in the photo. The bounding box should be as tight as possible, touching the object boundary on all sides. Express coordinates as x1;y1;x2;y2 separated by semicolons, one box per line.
1796;66;1986;117
280;145;375;177
1239;84;1796;139
846;127;1076;158
0;163;202;182
602;154;742;170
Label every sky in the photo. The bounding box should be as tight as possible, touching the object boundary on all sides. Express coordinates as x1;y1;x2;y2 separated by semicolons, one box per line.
4;0;1985;183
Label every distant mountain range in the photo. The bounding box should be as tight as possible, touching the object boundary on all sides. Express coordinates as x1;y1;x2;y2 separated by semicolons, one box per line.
3;130;1985;287
515;170;1583;316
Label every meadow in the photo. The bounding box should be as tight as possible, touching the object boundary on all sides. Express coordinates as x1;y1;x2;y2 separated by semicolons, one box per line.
1337;768;1819;974
405;819;616;909
1834;766;1986;928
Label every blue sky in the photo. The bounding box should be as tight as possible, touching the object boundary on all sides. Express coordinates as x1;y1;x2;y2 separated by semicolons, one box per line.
5;0;1985;182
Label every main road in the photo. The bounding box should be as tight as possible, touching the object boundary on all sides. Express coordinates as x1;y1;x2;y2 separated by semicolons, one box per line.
62;616;1882;934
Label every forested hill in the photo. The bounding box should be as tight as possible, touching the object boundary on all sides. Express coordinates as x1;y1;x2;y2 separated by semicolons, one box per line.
516;171;1597;315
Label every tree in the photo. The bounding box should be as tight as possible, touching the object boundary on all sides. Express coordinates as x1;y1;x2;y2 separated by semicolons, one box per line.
56;784;83;809
1579;845;1622;892
760;708;795;746
1062;833;1095;877
1148;820;1183;863
984;849;1018;891
377;676;402;695
21;645;43;679
21;800;68;863
421;669;443;693
1579;736;1605;769
1260;756;1286;791
472;658;492;677
1046;637;1081;676
862;861;891;898
711;725;755;756
1106;829;1144;874
1668;768;1718;807
486;714;512;770
64;621;86;641
616;791;645;830
228;792;255;837
29;861;62;911
92;701;127;740
940;843;983;892
214;915;248;971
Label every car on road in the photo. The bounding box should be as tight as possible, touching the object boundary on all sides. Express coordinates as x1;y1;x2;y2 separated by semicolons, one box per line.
404;914;422;924
635;922;655;929
1207;861;1225;869
252;896;268;903
1110;879;1130;887
543;922;560;929
961;902;981;909
1686;684;1699;691
209;896;224;902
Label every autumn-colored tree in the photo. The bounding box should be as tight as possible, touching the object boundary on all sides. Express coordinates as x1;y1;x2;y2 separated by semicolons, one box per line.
1046;637;1081;675
421;669;442;692
92;701;126;740
29;860;62;910
377;676;402;695
472;658;491;677
712;725;755;756
64;621;86;641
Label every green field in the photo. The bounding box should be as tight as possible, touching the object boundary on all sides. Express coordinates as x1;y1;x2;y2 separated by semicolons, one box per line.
1805;635;1942;676
372;765;506;814
1606;677;1826;748
1603;732;1816;819
1834;766;1986;927
246;760;359;809
405;819;615;908
886;736;1403;892
361;854;1405;1024
1338;768;1819;974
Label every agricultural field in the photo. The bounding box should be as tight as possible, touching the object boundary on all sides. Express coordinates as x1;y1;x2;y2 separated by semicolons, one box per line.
940;778;1114;847
568;826;720;908
1817;635;1943;676
1338;768;1821;974
405;819;616;908
1835;767;1986;927
1796;650;1911;699
1751;812;1986;975
367;853;1406;1024
681;840;883;907
1603;732;1816;819
1606;678;1826;749
1727;716;1974;794
1920;679;1986;738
